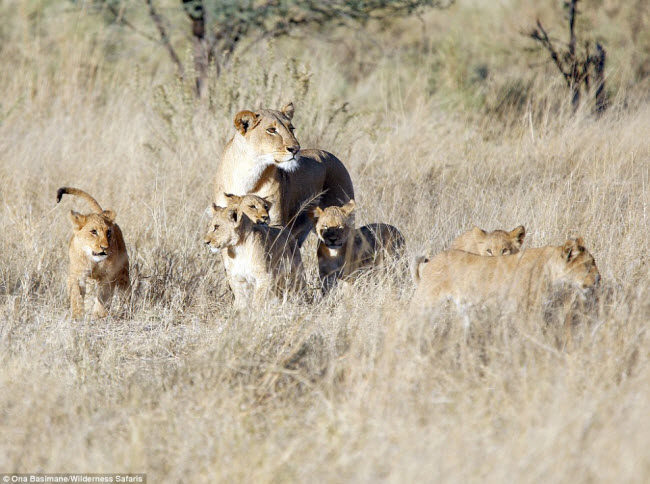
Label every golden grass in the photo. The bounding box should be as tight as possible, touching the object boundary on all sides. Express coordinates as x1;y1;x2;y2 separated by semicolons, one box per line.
0;0;649;481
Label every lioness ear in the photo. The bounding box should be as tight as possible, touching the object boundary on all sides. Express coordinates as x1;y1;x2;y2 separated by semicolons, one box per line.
510;225;526;247
102;210;116;223
341;199;356;216
69;210;87;230
234;110;260;135
472;226;487;238
281;102;294;120
211;203;222;215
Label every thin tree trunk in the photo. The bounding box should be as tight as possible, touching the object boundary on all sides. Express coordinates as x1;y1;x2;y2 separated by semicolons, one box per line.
145;0;184;79
594;42;607;116
182;0;208;96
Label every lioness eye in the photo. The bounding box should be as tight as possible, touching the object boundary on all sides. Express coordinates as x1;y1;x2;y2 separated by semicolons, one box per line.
249;204;255;209
502;249;509;255
288;125;295;132
90;229;98;236
214;224;219;230
266;127;277;134
486;249;493;255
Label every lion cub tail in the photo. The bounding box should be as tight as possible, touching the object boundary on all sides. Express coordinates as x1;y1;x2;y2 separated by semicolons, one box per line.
411;255;429;285
56;187;103;213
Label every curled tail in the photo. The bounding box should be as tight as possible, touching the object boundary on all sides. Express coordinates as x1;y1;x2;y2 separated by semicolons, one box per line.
56;187;103;213
411;255;429;285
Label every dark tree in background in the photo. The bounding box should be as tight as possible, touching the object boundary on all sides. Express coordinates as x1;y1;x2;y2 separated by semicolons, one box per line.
103;0;454;96
526;0;607;115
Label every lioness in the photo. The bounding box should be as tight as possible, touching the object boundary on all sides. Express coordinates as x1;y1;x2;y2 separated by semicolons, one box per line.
204;204;306;309
214;102;354;246
451;225;526;256
411;238;600;313
57;187;129;319
310;200;405;292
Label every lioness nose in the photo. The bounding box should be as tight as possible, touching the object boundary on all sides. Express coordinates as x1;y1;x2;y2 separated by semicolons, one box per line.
287;145;300;154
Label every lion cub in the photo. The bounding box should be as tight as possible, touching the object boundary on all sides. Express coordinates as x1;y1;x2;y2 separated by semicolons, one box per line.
204;203;305;309
451;225;526;256
57;187;129;319
411;238;600;313
310;200;405;292
223;193;271;225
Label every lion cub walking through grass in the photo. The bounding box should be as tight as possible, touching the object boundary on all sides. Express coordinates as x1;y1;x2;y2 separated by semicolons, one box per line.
204;195;306;309
451;225;526;256
57;187;129;319
411;238;600;313
310;200;405;293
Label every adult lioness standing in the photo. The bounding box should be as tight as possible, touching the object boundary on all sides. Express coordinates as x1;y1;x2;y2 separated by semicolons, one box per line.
214;102;354;246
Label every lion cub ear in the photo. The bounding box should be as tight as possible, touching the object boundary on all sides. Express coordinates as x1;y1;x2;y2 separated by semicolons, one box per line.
228;208;242;225
224;193;242;205
234;110;260;135
211;203;226;215
471;226;487;239
102;210;116;223
562;237;585;262
69;210;87;230
309;206;324;222
509;225;526;248
341;199;356;216
281;102;294;120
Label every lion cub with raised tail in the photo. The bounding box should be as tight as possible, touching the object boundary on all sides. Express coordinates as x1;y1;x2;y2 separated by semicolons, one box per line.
310;200;405;293
204;200;305;309
57;187;129;319
411;238;600;313
451;225;526;256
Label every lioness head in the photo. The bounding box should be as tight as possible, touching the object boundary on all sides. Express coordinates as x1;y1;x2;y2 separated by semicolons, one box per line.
204;205;244;253
557;237;600;290
69;210;117;262
311;200;356;250
233;102;300;170
472;225;526;256
224;193;271;225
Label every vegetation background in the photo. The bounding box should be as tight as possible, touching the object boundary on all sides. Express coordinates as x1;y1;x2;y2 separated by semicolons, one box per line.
0;0;648;481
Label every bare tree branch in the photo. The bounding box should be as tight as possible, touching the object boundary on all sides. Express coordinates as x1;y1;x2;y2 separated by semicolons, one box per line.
145;0;185;79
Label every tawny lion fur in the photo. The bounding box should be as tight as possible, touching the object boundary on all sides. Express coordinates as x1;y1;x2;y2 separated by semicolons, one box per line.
451;225;526;256
310;200;405;293
57;187;129;319
214;102;354;247
204;201;306;309
411;238;600;313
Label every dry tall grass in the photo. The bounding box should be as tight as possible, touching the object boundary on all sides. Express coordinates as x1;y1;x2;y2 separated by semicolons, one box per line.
1;0;648;482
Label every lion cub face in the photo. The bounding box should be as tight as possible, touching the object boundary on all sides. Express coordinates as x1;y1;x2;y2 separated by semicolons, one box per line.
233;102;301;167
311;200;356;250
204;205;243;253
453;225;526;256
69;210;117;263
224;193;270;225
559;238;600;290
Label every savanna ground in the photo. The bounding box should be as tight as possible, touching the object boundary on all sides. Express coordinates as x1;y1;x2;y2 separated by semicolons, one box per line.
1;0;649;482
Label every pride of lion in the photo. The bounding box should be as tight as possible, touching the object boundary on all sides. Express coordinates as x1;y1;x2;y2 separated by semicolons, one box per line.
56;102;600;322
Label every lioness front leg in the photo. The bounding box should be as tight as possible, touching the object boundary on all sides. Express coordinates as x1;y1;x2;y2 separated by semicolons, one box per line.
67;274;86;319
